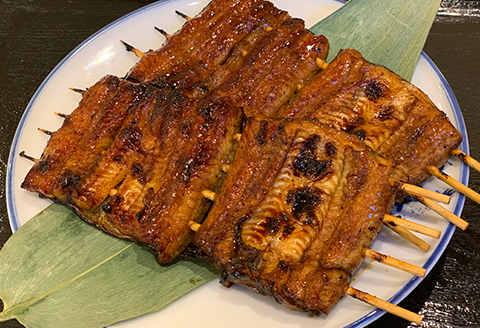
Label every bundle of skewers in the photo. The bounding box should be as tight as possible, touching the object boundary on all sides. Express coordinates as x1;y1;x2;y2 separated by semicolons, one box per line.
19;0;480;324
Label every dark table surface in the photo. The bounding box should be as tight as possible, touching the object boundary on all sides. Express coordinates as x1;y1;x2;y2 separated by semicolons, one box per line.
0;0;479;327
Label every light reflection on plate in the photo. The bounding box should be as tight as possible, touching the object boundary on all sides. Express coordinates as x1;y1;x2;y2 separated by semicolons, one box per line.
6;0;468;327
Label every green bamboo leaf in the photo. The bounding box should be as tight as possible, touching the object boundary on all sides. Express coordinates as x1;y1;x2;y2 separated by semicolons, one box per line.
310;0;441;81
0;204;217;328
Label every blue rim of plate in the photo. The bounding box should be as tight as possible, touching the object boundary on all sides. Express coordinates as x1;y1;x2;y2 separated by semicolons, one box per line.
5;0;469;327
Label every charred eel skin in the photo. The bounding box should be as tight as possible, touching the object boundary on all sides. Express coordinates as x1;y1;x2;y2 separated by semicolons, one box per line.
194;118;395;315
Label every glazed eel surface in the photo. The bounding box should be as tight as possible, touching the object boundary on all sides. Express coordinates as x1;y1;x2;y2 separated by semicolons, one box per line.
277;49;462;187
22;76;243;263
194;118;395;315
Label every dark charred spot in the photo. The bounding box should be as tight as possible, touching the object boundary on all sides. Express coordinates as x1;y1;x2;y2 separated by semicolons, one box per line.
255;120;268;146
282;225;295;237
283;20;294;26
123;128;143;150
38;160;50;173
102;203;112;213
220;270;230;284
263;217;280;235
181;159;198;181
199;105;215;125
113;155;123;163
410;126;426;144
135;207;145;221
294;153;329;179
231;263;248;280
131;162;143;177
375;105;395;122
371;252;387;262
143;187;155;205
286;187;322;220
364;80;385;100
304;216;317;227
325;142;337;157
293;135;331;179
151;81;172;89
353;129;366;141
235;215;251;248
168;90;187;106
456;152;466;160
126;77;140;84
387;220;397;227
304;135;319;151
58;171;81;189
278;260;292;273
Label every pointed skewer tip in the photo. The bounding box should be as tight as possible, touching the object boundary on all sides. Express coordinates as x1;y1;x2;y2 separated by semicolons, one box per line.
154;26;171;39
38;128;53;136
19;151;39;163
175;10;191;20
119;40;144;58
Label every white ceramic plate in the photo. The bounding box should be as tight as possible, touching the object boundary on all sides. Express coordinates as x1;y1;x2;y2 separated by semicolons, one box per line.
6;0;469;327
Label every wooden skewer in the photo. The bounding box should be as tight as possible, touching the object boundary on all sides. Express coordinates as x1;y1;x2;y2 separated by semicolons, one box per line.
383;214;442;239
105;185;424;323
19;151;39;163
428;165;480;205
190;189;429;277
364;249;426;278
201;190;216;201
211;159;447;249
68;87;86;95
415;195;469;231
187;217;426;277
384;221;431;252
452;148;480;173
175;10;191;21
315;57;329;70
106;179;451;248
384;213;441;239
119;40;144;58
38;128;53;136
221;164;231;173
154;26;171;39
189;221;201;232
346;287;423;324
194;188;429;276
54;112;69;119
391;179;450;205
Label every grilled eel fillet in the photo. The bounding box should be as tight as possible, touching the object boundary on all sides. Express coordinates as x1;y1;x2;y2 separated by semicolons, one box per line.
194;118;395;315
277;49;463;186
22;75;244;263
126;0;329;115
